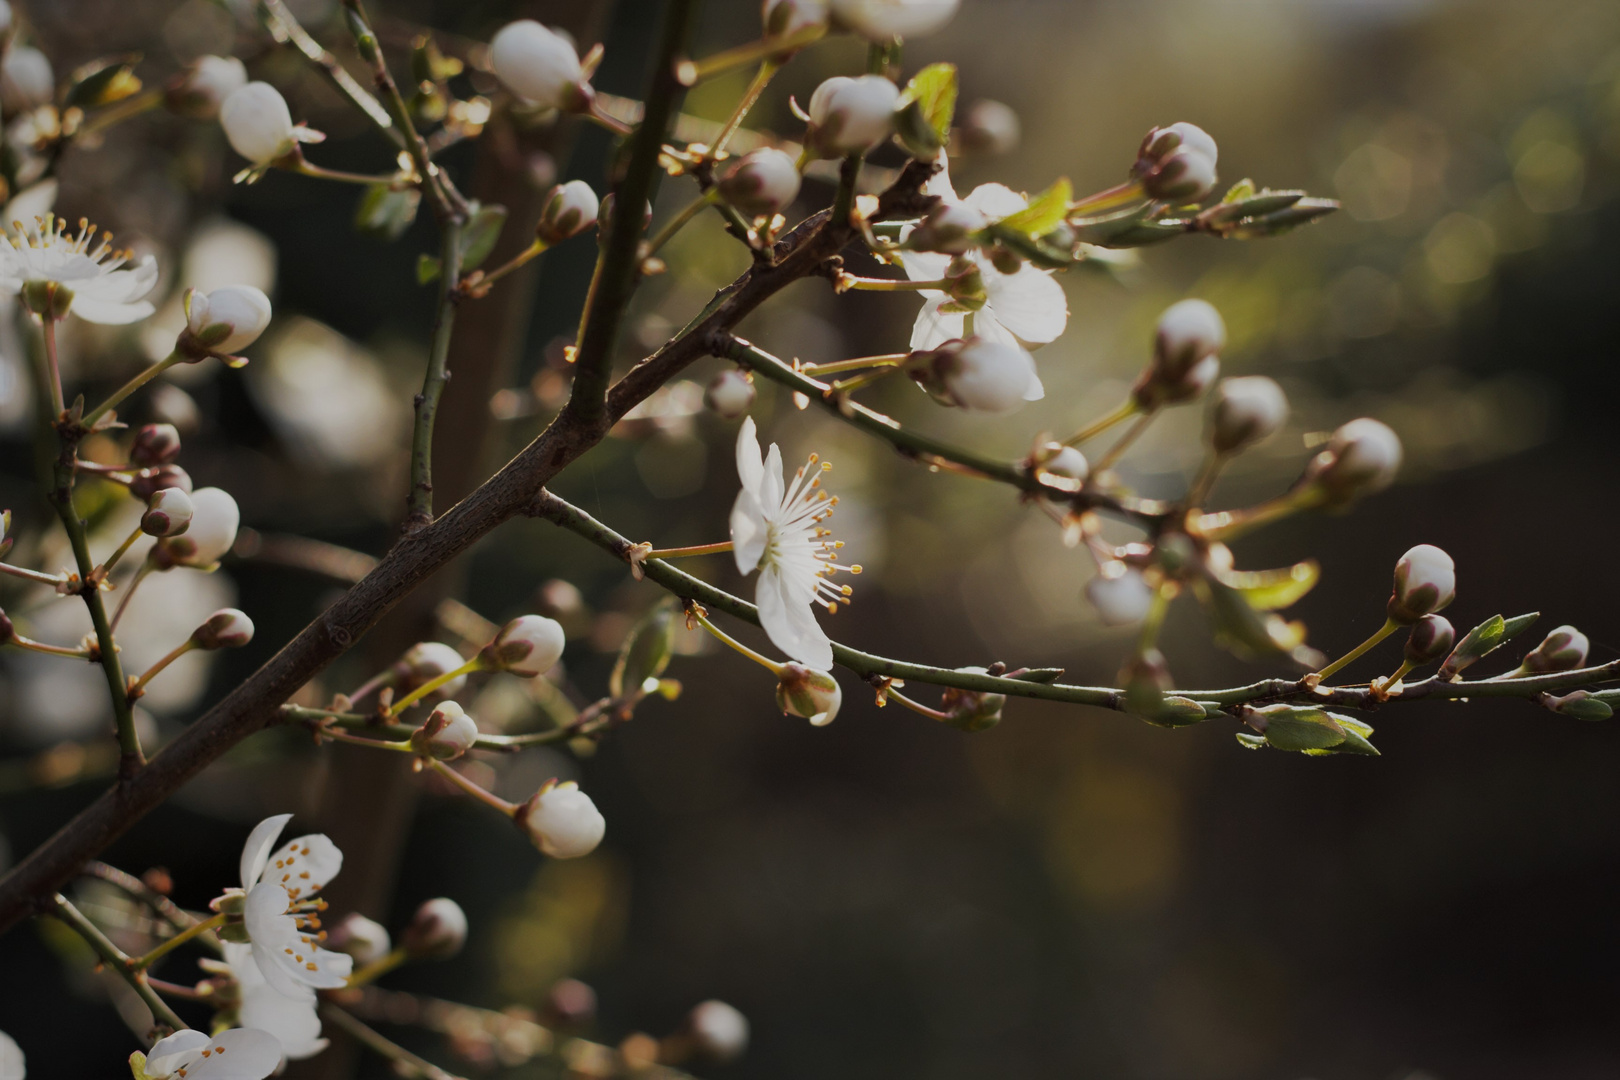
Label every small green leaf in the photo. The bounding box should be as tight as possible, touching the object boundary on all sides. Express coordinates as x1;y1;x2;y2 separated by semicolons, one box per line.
996;178;1073;238
129;1051;152;1080
1135;695;1209;729
1252;705;1346;751
457;203;508;271
1501;611;1541;643
67;54;143;108
1198;575;1310;661
1217;559;1319;611
1236;732;1267;750
355;182;422;242
1221;178;1257;203
609;600;677;699
416;254;441;285
1440;612;1538;679
892;62;958;158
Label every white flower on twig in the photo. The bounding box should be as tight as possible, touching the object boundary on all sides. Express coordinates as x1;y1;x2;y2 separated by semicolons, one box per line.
0;215;157;324
237;814;353;997
730;418;859;670
141;1028;281;1080
223;943;329;1063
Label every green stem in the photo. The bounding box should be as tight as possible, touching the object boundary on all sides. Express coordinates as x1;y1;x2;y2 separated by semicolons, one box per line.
127;911;225;971
687;25;825;81
1316;618;1398;681
466;239;546;295
1184;450;1226;508
644;189;721;256
1374;659;1417;696
1093;408;1157;471
644;541;733;560
799;354;910;375
406;216;463;528
346;945;407;988
1062;398;1138;447
386;655;482;717
260;0;399;140
49;893;186;1035
79;88;164;137
0;561;69;587
427;758;518;816
127;640;197;699
830;366;905;395
693;610;784;675
9;635;93;659
289;159;403;186
885;687;951;721
1197;486;1320;542
99;521;146;580
41;316;65;418
282;705;586;751
319;725;414;752
81;352;183;429
711;60;779;157
110;558;155;633
320;1005;464;1080
1067;179;1146;218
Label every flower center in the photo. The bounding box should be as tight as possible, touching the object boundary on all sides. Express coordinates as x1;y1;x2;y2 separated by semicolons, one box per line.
762;454;862;613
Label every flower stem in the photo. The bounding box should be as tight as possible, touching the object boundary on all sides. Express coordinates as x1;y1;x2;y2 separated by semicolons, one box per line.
0;561;69;588
1197;486;1320;542
1093;408;1158;471
40;316;65;418
385;655;482;717
427;758;518;816
800;354;910;376
885;687;951;721
81;352;183;429
831;366;905;395
320;1004;462;1080
644;541;734;560
1184;450;1226;508
693;610;783;675
711;60;779;157
318;725;413;753
464;238;546;296
406;215;463;530
78;88;164;137
345;945;408;988
1373;659;1418;697
110;558;155;632
688;26;825;81
127;911;226;971
8;635;93;659
127;641;197;699
289;160;402;186
1068;179;1146;218
98;521;146;581
838;274;937;292
644;190;721;257
1316;618;1399;681
49;893;186;1035
1062;398;1138;447
584;103;634;136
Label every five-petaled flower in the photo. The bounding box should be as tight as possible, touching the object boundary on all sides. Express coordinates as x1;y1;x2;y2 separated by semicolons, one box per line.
140;1028;281;1080
221;942;330;1064
730;417;859;670
237;814;353;998
0;215;157;324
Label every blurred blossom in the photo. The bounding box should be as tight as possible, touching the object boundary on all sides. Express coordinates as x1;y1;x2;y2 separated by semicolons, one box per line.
247;317;404;469
1423;212;1496;284
142;218;277;364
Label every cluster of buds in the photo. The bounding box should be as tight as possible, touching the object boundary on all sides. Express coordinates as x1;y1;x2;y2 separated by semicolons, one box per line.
489;20;595;113
153;487;239;570
535;180;600;246
905;337;1042;413
1133;121;1219;202
178;285;272;365
716;147;802;218
803;74;900;158
1134;299;1224;409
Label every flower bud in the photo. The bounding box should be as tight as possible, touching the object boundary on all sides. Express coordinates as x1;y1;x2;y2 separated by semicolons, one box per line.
1387;544;1456;624
168;55;248;119
957;99;1021;157
775;663;841;725
128;464;193;502
717;148;802;218
410;701;480;760
804;75;900;159
1135;122;1219;202
489;20;589;112
1208;375;1288;455
939;668;1005;732
481;614;566;676
908;337;1042;413
520;780;606;858
130;423;182;467
704;369;756;418
536;180;599;245
141;488;194;538
1301;417;1403;508
1039;445;1089;483
1542;690;1613;722
905;201;987;255
1120;647;1173;718
1087;564;1154;626
1135;299;1224;409
327;913;391;966
829;0;961;41
686;1000;750;1062
1517;625;1589;675
401;897;467;959
1404;614;1455;665
184;285;272;356
393;642;470;699
1;46;54;111
191;608;255;649
220;82;298;164
543;978;598;1028
763;0;830;39
159;487;239;568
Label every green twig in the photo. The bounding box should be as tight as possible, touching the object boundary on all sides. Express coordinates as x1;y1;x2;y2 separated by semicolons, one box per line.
49;893;186;1036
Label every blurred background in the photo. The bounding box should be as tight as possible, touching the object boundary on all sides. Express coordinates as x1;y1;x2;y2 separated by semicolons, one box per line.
2;0;1619;1077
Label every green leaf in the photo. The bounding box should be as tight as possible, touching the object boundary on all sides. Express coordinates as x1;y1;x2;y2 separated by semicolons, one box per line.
1440;611;1538;679
457;203;508;272
1235;732;1267;750
892;63;958;157
1501;611;1541;643
996;178;1073;238
67;54;142;108
129;1051;152;1080
1217;559;1319;611
1135;696;1210;729
609;600;677;699
1251;705;1346;751
1221;178;1257;203
355;183;422;242
416;254;441;285
1198;575;1310;661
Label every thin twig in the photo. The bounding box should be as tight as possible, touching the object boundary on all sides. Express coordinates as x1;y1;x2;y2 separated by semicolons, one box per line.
48;893;186;1036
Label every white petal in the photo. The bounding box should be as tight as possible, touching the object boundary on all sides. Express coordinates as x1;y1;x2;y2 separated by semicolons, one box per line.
180;1029;283;1079
146;1029;211;1077
734;416;764;497
962;182;1029;220
921;152;957;201
240;814;291;888
730;486;768;574
66;297;155;325
260;833;342;902
973;314;1045;401
756;568;834;670
760;441;784;513
909;295;965;351
73;255;158;304
0;1029;22;1080
897;247;950;283
983;264;1068;346
240;981;326;1060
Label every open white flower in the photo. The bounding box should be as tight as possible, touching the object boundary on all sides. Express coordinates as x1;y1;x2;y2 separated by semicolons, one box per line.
730;417;858;670
224;942;329;1062
0;216;157;324
0;1029;22;1079
142;1028;281;1080
238;814;353;997
899;162;1067;377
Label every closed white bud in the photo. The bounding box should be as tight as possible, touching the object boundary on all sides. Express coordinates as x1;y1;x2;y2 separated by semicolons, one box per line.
1208;376;1288;454
171;55;248;118
481;614;566;676
328;913;391;966
717;148;802;217
520;781;606;858
1138;122;1219;170
704;369;756;418
1087;564;1153;626
141;487;194;537
1136;122;1219;202
1136;299;1225;408
1518;625;1589;675
1;46;54;111
905;201;987;255
411;701;480;760
393;642;469;699
805;75;900;159
536;180;599;245
160;487;239;568
1040;445;1089;483
1388;544;1455;624
957;99;1021;157
687;1000;750;1062
220;82;297;164
829;0;960;41
191;608;255;649
185;285;272;356
401;897;467;959
764;0;829;38
775;663;841;725
489;20;588;111
1304;417;1403;506
911;337;1043;413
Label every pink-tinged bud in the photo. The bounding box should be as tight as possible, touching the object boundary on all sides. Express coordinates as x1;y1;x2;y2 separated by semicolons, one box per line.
1087;564;1154;626
1135;122;1219;202
957;99;1021;157
536;180;599;245
393;642;469;699
1135;299;1224;409
183;285;272;357
905;201;988;255
410;701;480;760
130;423;182;467
775;663;841;725
805;75;900;159
519;780;606;858
1303;417;1403;507
159;487;239;568
704;369;756;418
141;487;194;538
1517;625;1589;675
1388;544;1456;624
401;897;467;959
1040;445;1089;483
220;81;298;165
829;0;960;41
167;55;248;119
1404;614;1455;664
489;20;589;112
481;614;566;676
717;148;802;217
191;608;255;649
128;464;193;502
686;1000;750;1062
327;913;391;966
763;0;829;39
543;978;598;1028
1208;375;1288;454
908;337;1043;413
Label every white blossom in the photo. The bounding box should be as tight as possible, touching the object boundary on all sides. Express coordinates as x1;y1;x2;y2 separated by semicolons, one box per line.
177;56;249;118
224;942;329;1062
328;913;392;966
919;336;1042;412
687;1000;750;1061
1306;417;1402;504
763;0;829;38
191;608;255;650
0;1029;21;1080
1086;564;1154;626
730;417;859;670
161;486;239;568
829;0;960;41
143;1028;282;1080
775;663;841;725
238;814;353;997
187;285;272;355
521;782;606;858
220;82;306;165
0;216;157;325
142;487;194;538
489;20;586;110
704;369;755;418
805;75;899;158
1041;446;1089;482
0;47;53;112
